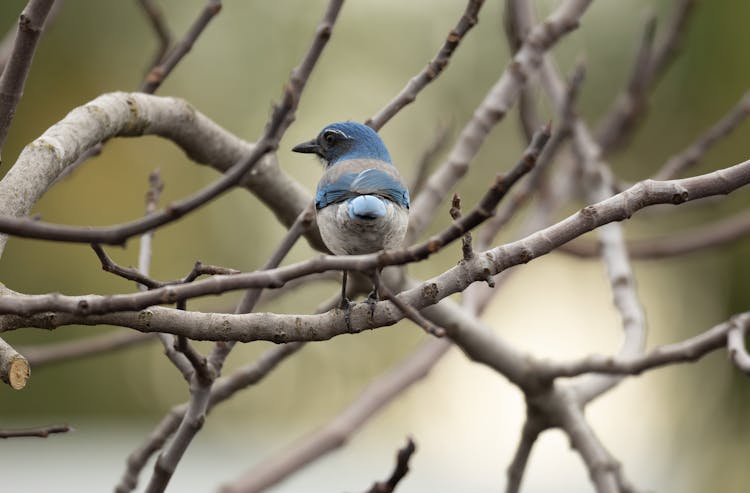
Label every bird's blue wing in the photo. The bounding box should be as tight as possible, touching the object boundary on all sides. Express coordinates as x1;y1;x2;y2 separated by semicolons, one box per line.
315;173;356;209
350;169;410;208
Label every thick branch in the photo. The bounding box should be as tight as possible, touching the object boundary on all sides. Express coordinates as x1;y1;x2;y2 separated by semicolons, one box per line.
1;159;750;332
0;92;319;255
0;336;29;389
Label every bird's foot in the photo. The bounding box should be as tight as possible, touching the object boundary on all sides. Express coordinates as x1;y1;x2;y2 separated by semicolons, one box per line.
339;296;353;310
364;290;379;318
340;297;353;331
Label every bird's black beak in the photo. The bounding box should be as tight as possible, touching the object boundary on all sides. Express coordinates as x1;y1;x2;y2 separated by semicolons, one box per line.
292;138;321;156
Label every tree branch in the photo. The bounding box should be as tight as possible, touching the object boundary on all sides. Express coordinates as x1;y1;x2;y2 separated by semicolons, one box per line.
366;0;485;130
727;313;750;375
505;417;544;493
362;438;417;493
137;0;173;73
139;0;220;93
654;90;750;181
534;313;741;379
2;157;750;337
21;330;155;367
557;208;750;259
407;0;591;240
0;336;29;389
220;339;449;493
0;423;71;439
0;0;57;160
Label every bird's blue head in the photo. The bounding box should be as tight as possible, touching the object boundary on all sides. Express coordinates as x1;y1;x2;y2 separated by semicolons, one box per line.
292;122;392;166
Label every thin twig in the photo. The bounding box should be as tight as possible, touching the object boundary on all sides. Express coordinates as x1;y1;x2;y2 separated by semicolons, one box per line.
363;438;417;493
410;122;452;197
378;282;445;337
138;168;165;289
0;0;57;161
654;90;750;180
366;0;486;130
137;0;173;73
0;424;72;439
534;314;740;379
595;0;696;153
476;62;584;252
21;330;156;367
449;193;473;260
558;208;750;260
140;0;221;93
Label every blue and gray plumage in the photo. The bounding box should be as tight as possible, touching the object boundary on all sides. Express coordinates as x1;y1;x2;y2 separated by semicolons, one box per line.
293;121;410;305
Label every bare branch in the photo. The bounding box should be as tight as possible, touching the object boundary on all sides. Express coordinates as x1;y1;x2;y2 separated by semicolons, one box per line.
0;125;550;317
449;193;474;261
362;438;417;493
0;336;29;389
137;0;174;73
596;0;697;153
140;0;221;93
535;314;738;379
138;168;165;288
476;62;584;252
378;282;445;337
559;208;750;259
0;0;57;160
505;418;544;493
727;313;750;375
115;342;303;493
0;91;321;256
220;339;449;493
21;330;155;367
538;49;648;403
366;0;485;130
141;3;345;491
0;423;71;439
558;393;634;493
2;156;750;338
654;90;750;181
410;122;452;197
408;0;591;240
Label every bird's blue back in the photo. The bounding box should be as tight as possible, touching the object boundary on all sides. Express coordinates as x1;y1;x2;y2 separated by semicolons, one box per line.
313;122;409;217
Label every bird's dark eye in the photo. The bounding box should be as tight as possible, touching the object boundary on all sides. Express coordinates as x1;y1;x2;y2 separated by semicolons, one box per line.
321;130;342;147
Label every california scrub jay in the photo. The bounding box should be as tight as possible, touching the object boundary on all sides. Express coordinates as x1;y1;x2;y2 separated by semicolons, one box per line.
292;121;410;307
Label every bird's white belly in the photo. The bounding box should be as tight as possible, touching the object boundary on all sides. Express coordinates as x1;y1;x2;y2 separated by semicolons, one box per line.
316;201;408;255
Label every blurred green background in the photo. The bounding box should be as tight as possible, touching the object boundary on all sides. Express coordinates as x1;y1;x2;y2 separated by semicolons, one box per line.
0;0;749;492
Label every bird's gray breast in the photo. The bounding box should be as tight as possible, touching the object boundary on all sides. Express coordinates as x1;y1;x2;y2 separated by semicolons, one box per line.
316;199;408;255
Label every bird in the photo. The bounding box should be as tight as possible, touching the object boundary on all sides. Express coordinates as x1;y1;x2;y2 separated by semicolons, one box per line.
292;121;410;308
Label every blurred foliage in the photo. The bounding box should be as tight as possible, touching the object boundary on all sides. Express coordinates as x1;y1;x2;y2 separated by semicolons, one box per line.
0;0;748;491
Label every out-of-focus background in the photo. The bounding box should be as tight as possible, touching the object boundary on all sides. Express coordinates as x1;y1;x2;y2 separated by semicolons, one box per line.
0;0;749;491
